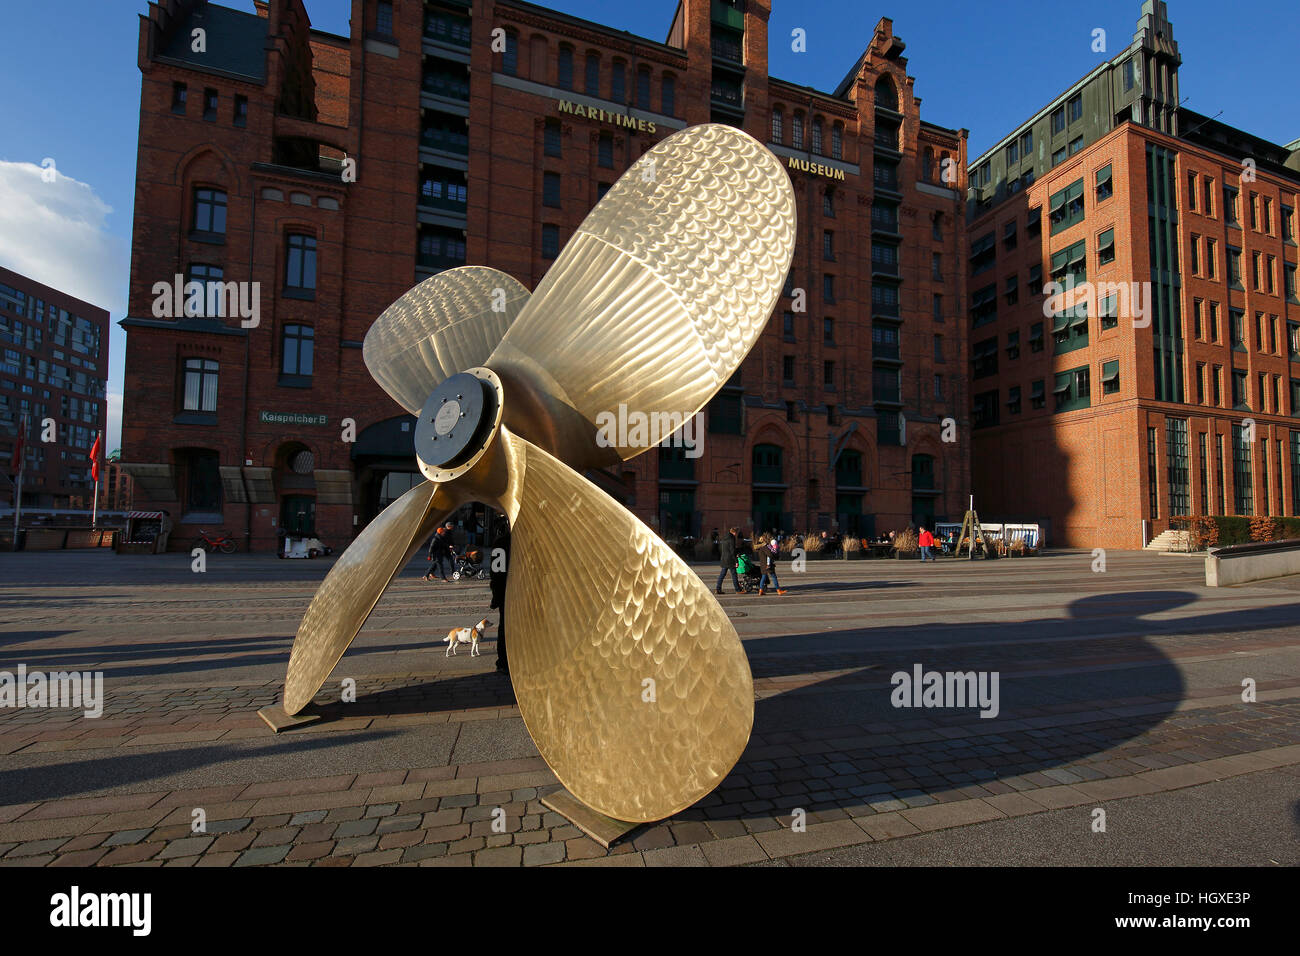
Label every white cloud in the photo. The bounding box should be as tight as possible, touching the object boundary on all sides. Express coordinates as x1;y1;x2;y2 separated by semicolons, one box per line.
0;160;129;449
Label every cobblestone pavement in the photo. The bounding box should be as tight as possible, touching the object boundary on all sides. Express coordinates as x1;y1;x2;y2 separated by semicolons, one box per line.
1;549;1297;866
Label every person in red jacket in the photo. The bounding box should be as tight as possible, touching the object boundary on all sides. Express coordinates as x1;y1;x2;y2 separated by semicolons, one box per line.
918;526;936;562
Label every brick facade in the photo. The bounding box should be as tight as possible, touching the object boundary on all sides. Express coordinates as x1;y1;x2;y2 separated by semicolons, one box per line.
121;0;969;552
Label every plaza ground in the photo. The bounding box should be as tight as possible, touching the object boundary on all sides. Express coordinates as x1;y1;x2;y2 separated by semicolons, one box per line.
0;548;1297;867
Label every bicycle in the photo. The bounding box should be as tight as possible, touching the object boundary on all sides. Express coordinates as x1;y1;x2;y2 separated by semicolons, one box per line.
193;529;237;554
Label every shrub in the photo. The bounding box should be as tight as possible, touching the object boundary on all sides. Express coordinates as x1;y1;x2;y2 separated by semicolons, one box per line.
842;536;861;554
1211;516;1251;546
1170;515;1219;551
892;529;918;554
1280;517;1300;540
1249;516;1281;542
800;534;824;553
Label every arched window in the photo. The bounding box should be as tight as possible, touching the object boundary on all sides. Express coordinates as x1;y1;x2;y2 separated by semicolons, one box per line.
811;118;823;155
792;111;804;149
922;147;933;183
875;75;898;111
611;58;626;103
501;29;518;76
771;107;783;143
636;66;651;109
831;122;843;159
557;44;574;91
528;35;547;83
661;73;676;116
836;449;863;487
584;52;600;96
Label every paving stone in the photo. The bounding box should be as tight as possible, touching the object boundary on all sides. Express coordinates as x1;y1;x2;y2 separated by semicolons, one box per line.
8;838;70;858
333;819;378;839
234;845;291;867
475;846;522;867
333;835;380;856
523;842;566;866
290;810;328;825
158;836;215;858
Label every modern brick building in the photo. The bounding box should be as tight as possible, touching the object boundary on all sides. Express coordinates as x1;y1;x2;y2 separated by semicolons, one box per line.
965;0;1300;548
0;266;110;511
121;0;969;552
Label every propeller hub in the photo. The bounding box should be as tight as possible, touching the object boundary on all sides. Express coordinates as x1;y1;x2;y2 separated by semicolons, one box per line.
413;369;503;481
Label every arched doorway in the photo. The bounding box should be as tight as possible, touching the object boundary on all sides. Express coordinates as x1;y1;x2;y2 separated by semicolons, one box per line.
275;441;317;535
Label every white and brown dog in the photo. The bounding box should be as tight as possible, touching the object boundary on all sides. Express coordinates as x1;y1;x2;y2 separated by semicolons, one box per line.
445;618;491;657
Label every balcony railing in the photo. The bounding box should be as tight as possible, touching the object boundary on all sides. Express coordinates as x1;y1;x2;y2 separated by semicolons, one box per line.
418;195;467;213
871;258;899;277
872;300;900;318
424;15;471;47
872;341;900;361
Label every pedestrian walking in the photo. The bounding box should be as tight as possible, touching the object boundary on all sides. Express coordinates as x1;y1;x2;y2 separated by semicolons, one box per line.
715;527;742;594
758;533;787;595
424;522;454;581
918;525;935;562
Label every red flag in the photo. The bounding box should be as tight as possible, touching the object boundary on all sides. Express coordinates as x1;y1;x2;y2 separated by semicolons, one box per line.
89;432;102;482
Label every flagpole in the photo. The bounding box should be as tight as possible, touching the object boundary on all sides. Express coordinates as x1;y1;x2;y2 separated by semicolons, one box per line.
91;430;99;529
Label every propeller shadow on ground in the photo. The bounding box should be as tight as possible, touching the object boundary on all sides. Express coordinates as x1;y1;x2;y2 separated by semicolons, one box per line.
676;589;1295;826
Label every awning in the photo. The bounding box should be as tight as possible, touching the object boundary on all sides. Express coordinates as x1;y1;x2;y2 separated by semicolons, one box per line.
1070;310;1089;328
1052;312;1069;332
1102;368;1120;384
1053;380;1071;395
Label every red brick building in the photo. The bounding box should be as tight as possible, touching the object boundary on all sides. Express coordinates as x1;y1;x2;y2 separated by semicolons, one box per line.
121;0;969;552
965;0;1300;548
0;266;110;511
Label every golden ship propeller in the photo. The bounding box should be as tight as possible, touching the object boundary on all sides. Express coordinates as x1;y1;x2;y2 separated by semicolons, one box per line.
280;123;796;823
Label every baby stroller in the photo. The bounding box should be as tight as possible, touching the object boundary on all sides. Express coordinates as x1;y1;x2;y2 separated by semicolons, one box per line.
451;547;490;581
735;551;763;593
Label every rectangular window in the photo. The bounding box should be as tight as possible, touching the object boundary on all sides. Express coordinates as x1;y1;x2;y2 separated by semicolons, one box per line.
193;188;227;235
541;224;559;259
1006;329;1020;360
1030;379;1045;409
1053;365;1091;412
1147;427;1159;518
1232;424;1253;515
234;95;248;127
783;355;795;383
172;82;187;113
1029;321;1044;353
972;390;999;429
1007;385;1021;414
933;333;944;363
1097;228;1115;266
1224;186;1239;225
1048;179;1085;235
1186;171;1197;211
585;53;600;96
1102;359;1120;395
284;234;317;291
597;133;614;168
376;0;393;35
502;31;518;75
1192;298;1203;339
1203;176;1214;216
543;171;561;207
823;360;835;389
1051;106;1065;134
1067;93;1082;124
1051;146;1066;167
662;74;675;117
1189;235;1200;275
1196;362;1206;404
1199;432;1209;515
1292;433;1300;514
1209;302;1220;342
1284;205;1296;242
182;358;219;413
203;88;218;121
1205;238;1216;278
281;324;314;377
544;119;562;157
1232;369;1248;409
824;231;835;260
1212;364;1223;407
782;311;794;341
1096;164;1113;202
932;252;942;279
1166;418;1189;515
1069;135;1084;155
823;274;835;303
1230;309;1245;350
933;294;942;322
824;317;834;344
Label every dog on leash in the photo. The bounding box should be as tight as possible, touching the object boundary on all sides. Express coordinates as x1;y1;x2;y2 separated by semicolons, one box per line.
445;618;492;657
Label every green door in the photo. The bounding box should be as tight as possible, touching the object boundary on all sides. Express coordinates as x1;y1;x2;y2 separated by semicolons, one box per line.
281;495;316;535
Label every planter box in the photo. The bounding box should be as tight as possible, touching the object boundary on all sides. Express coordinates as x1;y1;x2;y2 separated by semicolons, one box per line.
25;529;67;550
894;550;919;560
843;550;865;560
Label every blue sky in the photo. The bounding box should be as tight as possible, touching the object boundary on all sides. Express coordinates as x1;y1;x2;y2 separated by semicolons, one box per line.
0;0;1294;450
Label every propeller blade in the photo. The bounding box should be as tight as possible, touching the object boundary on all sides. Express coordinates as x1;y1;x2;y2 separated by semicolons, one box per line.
486;123;796;468
477;427;753;822
364;266;530;414
284;479;459;714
